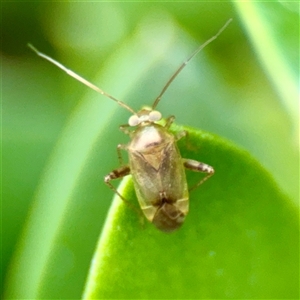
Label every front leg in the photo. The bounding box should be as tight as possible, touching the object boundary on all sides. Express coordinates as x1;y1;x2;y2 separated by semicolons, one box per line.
119;123;131;135
117;143;127;166
164;115;175;129
183;158;215;191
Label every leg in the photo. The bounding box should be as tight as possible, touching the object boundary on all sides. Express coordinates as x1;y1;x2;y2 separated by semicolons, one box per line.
119;123;131;135
164;117;195;151
175;130;187;142
183;158;215;191
164;115;175;129
117;144;127;166
104;165;143;217
175;130;197;152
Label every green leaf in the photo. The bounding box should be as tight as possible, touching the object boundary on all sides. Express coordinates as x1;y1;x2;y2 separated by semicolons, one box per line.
3;3;298;299
83;124;298;299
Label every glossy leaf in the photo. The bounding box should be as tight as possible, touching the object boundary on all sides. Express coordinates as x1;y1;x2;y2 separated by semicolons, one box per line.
83;125;298;299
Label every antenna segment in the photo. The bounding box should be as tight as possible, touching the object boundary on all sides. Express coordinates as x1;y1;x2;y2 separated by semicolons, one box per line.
151;18;232;110
27;43;136;115
28;18;231;115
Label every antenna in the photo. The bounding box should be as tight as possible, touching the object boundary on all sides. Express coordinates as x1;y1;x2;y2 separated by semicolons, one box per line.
152;18;232;110
27;43;137;115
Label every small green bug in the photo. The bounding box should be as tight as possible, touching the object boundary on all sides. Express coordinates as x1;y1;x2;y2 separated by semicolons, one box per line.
28;19;231;232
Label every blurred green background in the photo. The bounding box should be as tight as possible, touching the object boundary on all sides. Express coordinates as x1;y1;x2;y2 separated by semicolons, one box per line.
2;1;299;299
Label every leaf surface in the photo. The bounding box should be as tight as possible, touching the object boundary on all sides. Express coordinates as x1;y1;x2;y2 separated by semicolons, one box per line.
83;124;298;299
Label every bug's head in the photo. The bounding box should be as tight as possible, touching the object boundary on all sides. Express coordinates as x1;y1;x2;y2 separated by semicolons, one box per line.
128;107;162;127
152;202;185;233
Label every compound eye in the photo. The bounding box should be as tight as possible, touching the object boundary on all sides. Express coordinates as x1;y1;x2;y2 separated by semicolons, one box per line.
149;110;162;122
128;115;140;126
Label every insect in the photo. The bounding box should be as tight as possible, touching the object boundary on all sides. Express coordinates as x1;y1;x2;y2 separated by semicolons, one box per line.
28;19;232;232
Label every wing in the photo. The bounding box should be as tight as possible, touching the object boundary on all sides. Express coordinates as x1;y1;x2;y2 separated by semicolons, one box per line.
129;141;188;221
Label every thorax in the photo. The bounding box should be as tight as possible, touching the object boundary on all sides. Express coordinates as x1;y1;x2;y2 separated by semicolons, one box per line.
128;124;174;153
